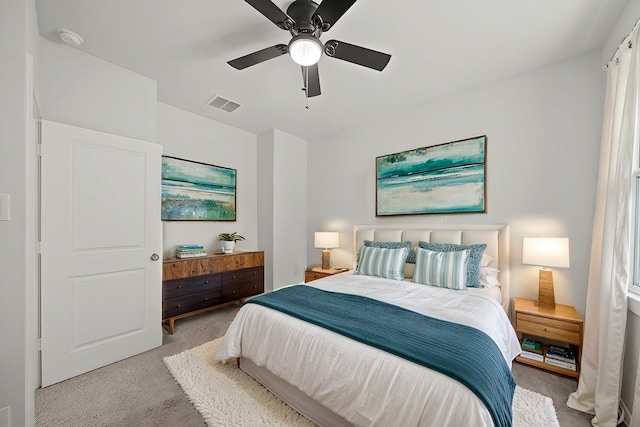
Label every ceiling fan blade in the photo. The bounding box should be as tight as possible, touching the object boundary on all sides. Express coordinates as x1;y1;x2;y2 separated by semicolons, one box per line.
228;44;288;70
324;40;391;71
302;64;321;97
312;0;357;31
245;0;293;29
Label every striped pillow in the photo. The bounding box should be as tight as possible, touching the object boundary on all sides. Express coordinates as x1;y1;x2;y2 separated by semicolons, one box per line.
355;246;409;281
413;247;470;290
418;242;487;287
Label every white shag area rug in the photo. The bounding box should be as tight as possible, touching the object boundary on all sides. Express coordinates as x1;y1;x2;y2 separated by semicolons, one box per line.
164;338;560;427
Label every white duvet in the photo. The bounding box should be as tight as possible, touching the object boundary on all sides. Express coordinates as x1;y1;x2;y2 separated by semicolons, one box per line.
216;273;521;427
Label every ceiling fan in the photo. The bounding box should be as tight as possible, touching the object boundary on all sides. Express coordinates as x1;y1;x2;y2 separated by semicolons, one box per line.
228;0;391;98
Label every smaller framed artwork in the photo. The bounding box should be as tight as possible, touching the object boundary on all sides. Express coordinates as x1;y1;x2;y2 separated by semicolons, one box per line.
161;156;237;221
376;135;486;216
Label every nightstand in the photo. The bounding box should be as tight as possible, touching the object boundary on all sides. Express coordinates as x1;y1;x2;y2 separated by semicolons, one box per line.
513;297;583;378
305;267;350;283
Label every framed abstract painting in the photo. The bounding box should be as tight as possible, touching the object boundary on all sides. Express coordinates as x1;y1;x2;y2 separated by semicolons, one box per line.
376;136;486;216
161;156;237;221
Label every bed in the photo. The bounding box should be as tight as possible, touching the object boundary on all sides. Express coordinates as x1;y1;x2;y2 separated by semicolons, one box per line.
215;224;521;427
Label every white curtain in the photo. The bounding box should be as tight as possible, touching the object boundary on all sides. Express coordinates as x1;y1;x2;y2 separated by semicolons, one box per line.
567;23;640;427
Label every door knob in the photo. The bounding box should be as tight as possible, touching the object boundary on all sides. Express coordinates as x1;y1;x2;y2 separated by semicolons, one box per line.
151;253;160;261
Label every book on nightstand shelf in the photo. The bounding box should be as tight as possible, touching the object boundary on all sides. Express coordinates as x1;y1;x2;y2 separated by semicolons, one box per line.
522;338;542;352
520;349;544;362
546;344;574;358
519;338;544;362
545;357;576;371
544;344;576;370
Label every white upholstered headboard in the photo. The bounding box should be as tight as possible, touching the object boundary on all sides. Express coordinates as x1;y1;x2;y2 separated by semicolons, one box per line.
353;224;511;312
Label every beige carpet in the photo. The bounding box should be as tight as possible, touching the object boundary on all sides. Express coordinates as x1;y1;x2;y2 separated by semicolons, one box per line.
164;338;560;427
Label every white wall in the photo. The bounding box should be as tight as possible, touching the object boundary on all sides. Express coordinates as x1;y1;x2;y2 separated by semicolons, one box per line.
272;129;308;288
307;51;605;317
257;129;308;290
0;0;39;425
37;37;157;143
257;130;275;290
157;103;258;257
602;0;640;64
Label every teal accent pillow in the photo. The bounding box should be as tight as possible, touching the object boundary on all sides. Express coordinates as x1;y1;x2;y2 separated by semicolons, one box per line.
413;247;470;290
364;240;411;249
355;246;409;281
363;241;416;264
417;242;487;287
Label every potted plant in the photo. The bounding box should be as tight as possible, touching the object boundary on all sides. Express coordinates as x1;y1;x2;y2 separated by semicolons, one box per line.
218;232;245;254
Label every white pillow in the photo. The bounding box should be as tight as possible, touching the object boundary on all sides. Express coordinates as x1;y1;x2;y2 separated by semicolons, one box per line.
413;247;469;290
481;253;495;267
479;266;500;288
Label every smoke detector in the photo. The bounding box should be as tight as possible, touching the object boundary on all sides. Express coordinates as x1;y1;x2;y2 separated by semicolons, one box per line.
56;28;84;47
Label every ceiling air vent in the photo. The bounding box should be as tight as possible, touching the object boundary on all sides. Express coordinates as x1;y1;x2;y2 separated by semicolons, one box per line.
206;95;241;113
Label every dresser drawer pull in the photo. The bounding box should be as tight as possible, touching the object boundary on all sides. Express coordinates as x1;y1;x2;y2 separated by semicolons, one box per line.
177;285;181;289
253;272;256;276
204;280;209;284
177;304;181;308
232;275;236;279
204;297;208;301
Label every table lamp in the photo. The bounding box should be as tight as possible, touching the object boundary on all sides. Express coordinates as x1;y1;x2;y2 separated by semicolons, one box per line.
314;232;339;270
522;237;570;309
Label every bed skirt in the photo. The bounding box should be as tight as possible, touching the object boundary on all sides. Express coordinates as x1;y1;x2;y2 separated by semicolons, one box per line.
240;357;351;427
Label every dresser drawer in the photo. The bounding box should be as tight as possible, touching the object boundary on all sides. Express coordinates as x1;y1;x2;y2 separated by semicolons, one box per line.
516;312;581;344
221;266;264;302
163;288;221;319
222;266;263;285
162;273;220;300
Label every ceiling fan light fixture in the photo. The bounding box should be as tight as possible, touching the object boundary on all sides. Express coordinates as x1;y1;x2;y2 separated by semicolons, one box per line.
288;34;323;66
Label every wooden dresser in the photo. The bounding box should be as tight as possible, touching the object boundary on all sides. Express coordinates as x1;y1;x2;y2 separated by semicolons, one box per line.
162;251;264;334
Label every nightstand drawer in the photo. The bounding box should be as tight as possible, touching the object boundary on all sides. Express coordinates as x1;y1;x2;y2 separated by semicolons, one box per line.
516;312;581;344
305;271;328;282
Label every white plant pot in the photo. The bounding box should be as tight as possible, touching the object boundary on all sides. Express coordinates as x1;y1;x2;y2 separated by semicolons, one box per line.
221;241;235;254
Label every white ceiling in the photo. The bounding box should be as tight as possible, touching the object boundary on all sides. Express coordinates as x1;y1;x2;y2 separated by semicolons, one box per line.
36;0;628;140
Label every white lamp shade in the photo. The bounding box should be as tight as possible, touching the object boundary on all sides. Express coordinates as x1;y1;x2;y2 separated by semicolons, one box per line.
522;237;570;268
315;232;339;249
288;34;323;66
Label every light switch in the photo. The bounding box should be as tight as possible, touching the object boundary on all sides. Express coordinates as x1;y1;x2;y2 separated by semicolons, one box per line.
0;193;10;221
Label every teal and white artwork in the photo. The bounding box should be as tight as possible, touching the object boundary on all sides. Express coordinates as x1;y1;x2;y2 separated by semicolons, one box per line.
376;136;486;216
162;156;236;221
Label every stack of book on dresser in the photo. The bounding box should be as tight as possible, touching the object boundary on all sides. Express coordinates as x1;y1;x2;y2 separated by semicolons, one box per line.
176;245;207;258
544;344;577;371
520;338;544;362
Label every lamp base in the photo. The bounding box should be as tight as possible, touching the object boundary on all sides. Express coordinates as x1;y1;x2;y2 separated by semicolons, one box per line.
536;268;555;309
321;250;331;270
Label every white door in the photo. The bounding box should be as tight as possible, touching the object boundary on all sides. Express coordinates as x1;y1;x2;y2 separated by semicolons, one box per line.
40;120;162;387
